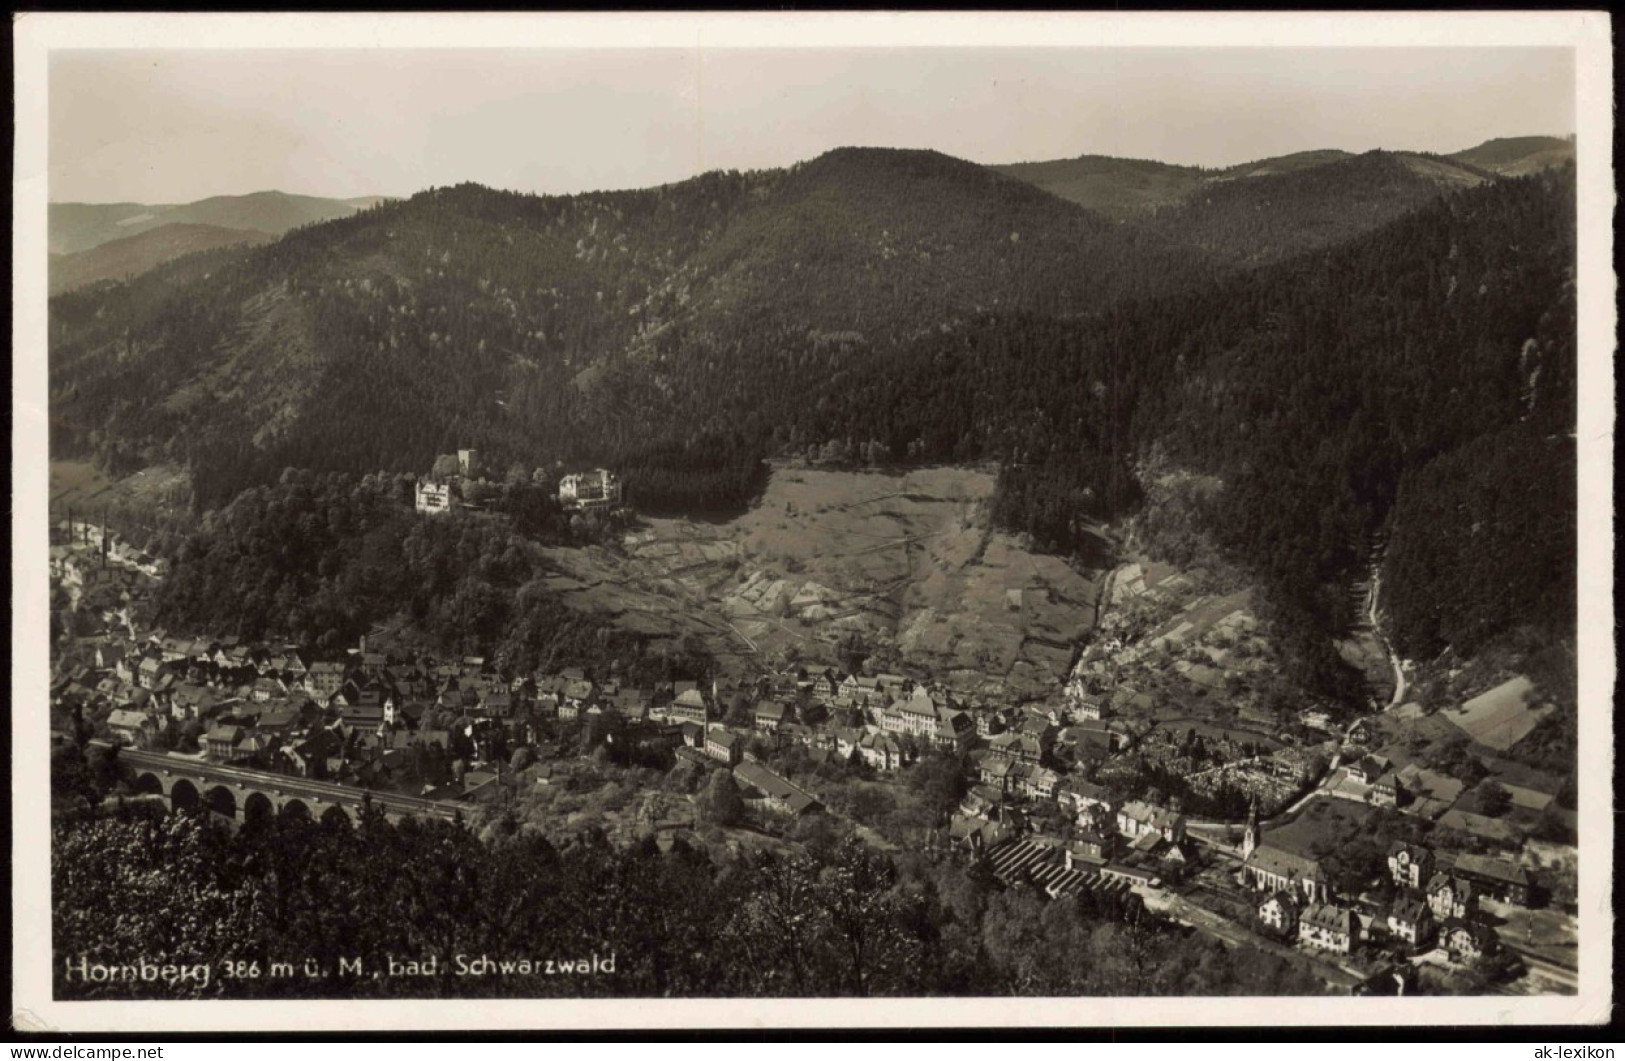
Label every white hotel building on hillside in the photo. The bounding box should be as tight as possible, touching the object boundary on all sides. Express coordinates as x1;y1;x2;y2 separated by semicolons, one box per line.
559;468;622;512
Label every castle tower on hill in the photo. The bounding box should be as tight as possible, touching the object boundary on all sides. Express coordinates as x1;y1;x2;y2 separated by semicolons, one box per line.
457;449;480;478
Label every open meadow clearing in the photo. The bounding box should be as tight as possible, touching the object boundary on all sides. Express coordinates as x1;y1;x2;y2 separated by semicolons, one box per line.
1443;675;1551;751
543;463;1104;693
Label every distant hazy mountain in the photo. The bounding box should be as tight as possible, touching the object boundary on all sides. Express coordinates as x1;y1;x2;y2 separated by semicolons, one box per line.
1215;149;1354;181
1448;135;1576;176
991;148;1360;218
48;191;389;256
988;155;1209;220
49;222;278;295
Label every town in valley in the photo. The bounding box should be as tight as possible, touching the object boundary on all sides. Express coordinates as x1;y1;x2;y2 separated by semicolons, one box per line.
50;444;1578;998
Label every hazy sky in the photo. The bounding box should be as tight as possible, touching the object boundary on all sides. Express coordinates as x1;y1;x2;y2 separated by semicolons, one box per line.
49;46;1576;204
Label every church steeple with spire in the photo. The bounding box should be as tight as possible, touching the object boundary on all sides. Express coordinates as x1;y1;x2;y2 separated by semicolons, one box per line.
1241;795;1261;860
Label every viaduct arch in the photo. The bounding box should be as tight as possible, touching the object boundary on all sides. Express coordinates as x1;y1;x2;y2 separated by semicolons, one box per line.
101;744;462;826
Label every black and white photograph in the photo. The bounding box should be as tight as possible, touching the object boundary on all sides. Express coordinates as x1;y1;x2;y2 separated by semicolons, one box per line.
11;11;1613;1033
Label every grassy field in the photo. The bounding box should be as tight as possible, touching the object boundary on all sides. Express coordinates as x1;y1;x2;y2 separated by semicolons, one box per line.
49;460;117;512
544;463;1103;694
1263;797;1379;860
1443;675;1550;751
49;460;191;520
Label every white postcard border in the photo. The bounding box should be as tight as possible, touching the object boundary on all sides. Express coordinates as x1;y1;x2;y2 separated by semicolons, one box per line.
12;10;1614;1033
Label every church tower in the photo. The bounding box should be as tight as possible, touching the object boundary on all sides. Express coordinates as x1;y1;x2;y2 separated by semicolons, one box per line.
1241;796;1261;860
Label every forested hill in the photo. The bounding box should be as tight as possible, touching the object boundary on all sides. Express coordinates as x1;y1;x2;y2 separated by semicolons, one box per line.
50;146;1576;703
1143;166;1574;674
1448;135;1576;176
48;142;1533;514
49;223;277;296
1132;151;1494;268
869;166;1573;693
47;148;1219;507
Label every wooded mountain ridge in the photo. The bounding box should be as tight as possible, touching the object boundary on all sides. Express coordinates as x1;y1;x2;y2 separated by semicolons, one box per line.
49;223;278;296
50;139;1562;496
49;140;1577;692
48;190;391;257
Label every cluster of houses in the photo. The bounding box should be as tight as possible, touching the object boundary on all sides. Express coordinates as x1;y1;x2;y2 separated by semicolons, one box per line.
413;455;626;518
1343;753;1406;809
49;522;164;627
948;735;1199;888
1238;800;1522;967
55;631;530;799
56;583;1237;850
56;615;1130;823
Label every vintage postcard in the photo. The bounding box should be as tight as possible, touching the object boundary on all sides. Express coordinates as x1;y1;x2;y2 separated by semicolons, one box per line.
10;11;1614;1033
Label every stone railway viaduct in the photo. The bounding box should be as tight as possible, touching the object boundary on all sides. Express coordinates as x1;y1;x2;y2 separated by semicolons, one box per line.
92;742;465;826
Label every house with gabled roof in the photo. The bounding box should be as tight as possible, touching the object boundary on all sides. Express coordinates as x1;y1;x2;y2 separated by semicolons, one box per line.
1442;919;1499;965
978;754;1016;793
1258;891;1301;936
664;687;708;726
1057;777;1120;820
1017;764;1061;801
1064;830;1114;869
304;661;349;703
477;687;513;718
753;700;789;732
1117;800;1186;845
1371;771;1402;808
168;682;221;722
158;637;192;664
558;679;597;721
857;729;908;772
705;727;743;766
988;730;1045;764
136;655;170;690
1346;754;1392;785
1387;841;1435;891
1299;901;1359;953
611;687;652;721
107;708;155;745
808;669;841;705
733;759;822;817
1451;853;1532;906
1386;895;1434;947
1425;872;1477;922
256;702;306;734
205;725;246;761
